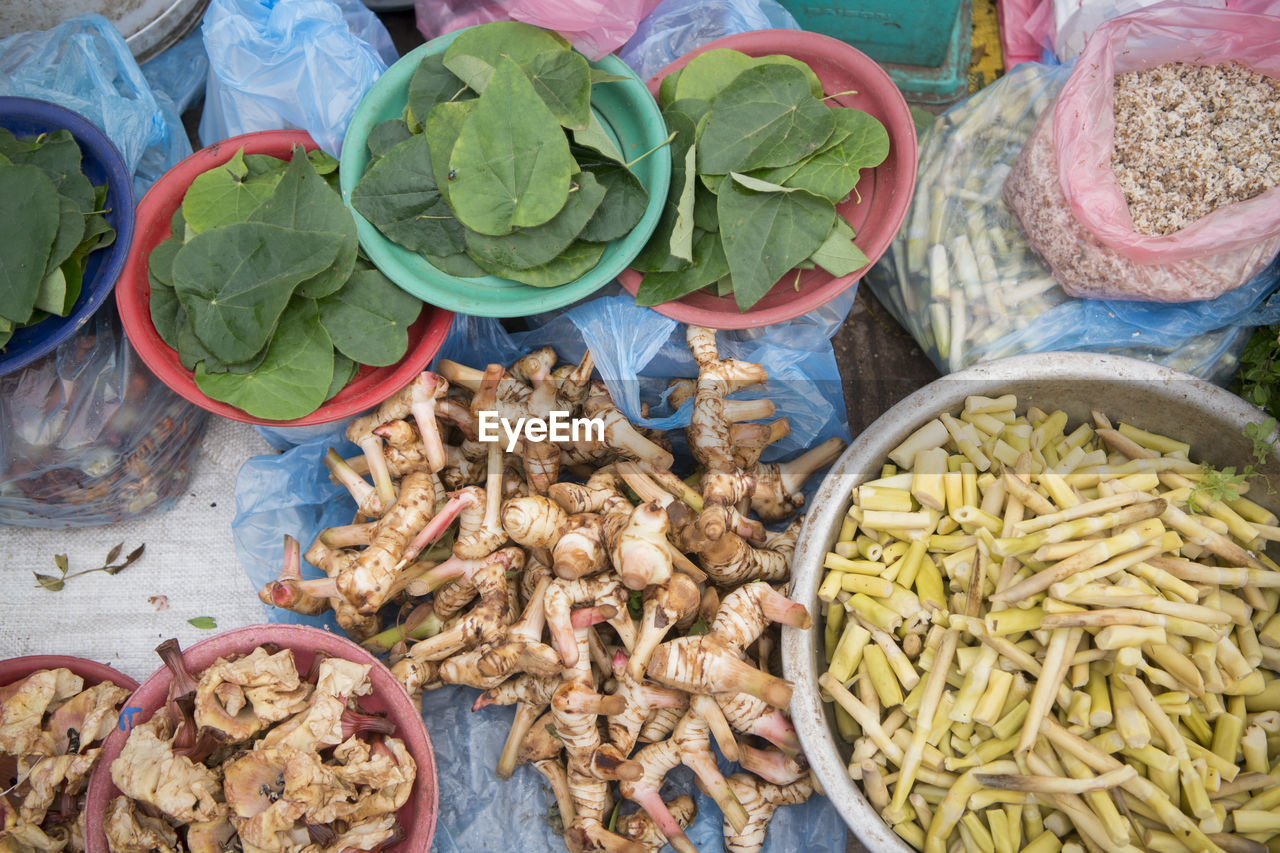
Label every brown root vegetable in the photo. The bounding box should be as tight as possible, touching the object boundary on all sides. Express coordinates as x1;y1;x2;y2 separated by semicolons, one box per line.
717;771;815;853
516;712;575;824
502;496;569;549
629;573;701;681
748;437;845;522
615;795;697;853
606;652;687;756
614;502;674;590
553;513;609;580
582;383;674;471
678;516;803;586
334;472;439;614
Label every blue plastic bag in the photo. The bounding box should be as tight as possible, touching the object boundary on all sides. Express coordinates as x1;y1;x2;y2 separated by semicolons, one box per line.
865;61;1280;383
0;14;193;197
199;0;397;156
618;0;799;80
232;290;852;853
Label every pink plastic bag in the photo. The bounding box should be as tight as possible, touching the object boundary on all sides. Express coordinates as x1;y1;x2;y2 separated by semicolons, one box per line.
1052;2;1280;265
415;0;662;60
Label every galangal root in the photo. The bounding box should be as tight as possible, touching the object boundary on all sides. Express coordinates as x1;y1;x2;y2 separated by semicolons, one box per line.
258;328;847;853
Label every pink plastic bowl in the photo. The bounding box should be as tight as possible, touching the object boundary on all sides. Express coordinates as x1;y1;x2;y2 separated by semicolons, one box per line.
618;29;918;329
116;130;454;427
83;624;438;853
0;655;139;695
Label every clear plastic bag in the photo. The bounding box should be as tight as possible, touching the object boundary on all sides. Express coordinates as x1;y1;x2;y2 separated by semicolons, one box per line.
0;14;194;198
617;0;799;80
1051;3;1280;272
0;308;209;529
199;0;396;156
865;62;1280;381
231;288;852;853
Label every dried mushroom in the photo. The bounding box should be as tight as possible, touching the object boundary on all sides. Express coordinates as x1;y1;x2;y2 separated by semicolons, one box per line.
104;641;414;853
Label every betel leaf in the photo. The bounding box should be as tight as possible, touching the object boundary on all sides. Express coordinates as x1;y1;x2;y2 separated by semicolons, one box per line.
669;143;698;265
470;239;604;287
307;150;339;175
176;311;270;376
674;49;824;104
628;109;697;273
427;251;486;278
693;184;718;232
0;164;59;324
589;68;630;85
171;222;342;364
522;48;592;130
182;149;277;235
33;267;74;316
149;279;186;350
716;173;834;311
407;51;472;128
635;229;729;306
195;297;334;420
657;69;681;108
423;100;475;201
441;21;571;93
464;171;607;271
1;129;94;213
808;217;869;276
448;56;576;236
366;118;414;162
43;195;87;280
326;352;357;401
572;110;625;164
249;147;357;299
696;64;834;175
148;235;183;288
318;267;423;366
577;157;647;243
351;133;465;256
777;108;890;203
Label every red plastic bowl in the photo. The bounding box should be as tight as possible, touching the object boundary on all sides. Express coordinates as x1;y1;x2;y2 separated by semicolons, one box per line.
116;130;454;426
618;29;918;329
0;654;139;694
83;625;438;853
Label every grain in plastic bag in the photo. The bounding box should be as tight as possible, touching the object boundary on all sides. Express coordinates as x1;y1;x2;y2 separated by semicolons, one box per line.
199;0;397;156
231;289;852;853
865;62;1280;381
1008;2;1280;301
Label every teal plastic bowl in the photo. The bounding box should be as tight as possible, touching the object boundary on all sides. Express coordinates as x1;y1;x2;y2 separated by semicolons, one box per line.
341;28;671;318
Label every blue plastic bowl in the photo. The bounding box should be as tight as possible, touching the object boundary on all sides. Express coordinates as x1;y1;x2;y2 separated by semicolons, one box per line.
0;97;135;376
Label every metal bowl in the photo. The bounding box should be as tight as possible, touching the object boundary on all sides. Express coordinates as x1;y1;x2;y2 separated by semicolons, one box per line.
780;351;1280;850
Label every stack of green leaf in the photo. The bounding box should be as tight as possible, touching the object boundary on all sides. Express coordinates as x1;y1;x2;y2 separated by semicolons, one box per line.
352;21;650;288
633;48;891;311
0;129;116;349
148;146;423;421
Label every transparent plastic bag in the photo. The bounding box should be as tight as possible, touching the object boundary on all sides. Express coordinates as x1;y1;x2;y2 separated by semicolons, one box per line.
414;0;662;60
0;308;209;529
231;288;851;853
865;62;1280;381
0;14;193;198
199;0;396;156
617;0;799;80
1051;3;1280;275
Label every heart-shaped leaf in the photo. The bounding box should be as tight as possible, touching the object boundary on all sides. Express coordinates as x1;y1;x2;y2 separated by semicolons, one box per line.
448;57;576;236
635;230;728;306
318;268;423;366
470;239;604;287
407;51;472;128
442;21;571;92
0;164;58;324
808;217;869;276
464;171;607;270
182;149;278;234
351;133;465;256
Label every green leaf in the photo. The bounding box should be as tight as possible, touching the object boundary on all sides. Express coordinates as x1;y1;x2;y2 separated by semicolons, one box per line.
674;49;824;103
808;217;868;276
693;184;719;232
176;312;269;376
635;230;728;306
470;239;605;287
427;251;487;278
776;108;890;202
1;130;94;212
149;279;187;350
326;352;357;401
243;153;289;178
54;554;69;574
44;195;87;279
352;133;465;256
449;57;577;235
306;150;339;175
172;222;342;364
56;257;83;316
522;48;592;130
0;164;59;324
249;147;358;299
187;616;217;630
696;65;835;175
657;70;681;108
408;52;472;127
716;175;834;311
148;235;184;289
423;100;475;202
590;68;631;85
715;275;734;296
442;21;571;92
182;149;278;234
576;157;648;243
572;111;625;164
34;572;64;592
669;143;698;264
33;267;68;315
366;118;414;162
318;268;423;366
195;298;334;420
629;109;697;273
464;171;607;270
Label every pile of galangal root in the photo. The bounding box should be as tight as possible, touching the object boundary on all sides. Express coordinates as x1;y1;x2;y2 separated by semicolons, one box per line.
259;326;846;853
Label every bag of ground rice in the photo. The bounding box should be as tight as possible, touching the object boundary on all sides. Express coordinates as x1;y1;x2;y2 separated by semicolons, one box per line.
1006;2;1280;302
